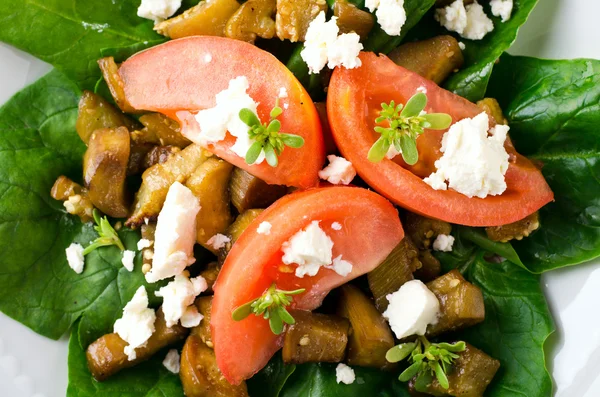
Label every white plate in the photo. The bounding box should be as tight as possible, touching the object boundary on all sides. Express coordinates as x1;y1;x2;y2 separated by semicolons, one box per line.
1;1;599;395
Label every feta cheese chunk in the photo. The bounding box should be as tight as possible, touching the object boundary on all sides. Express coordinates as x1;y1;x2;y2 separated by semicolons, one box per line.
146;182;200;283
433;234;455;252
328;255;353;277
383;280;440;340
180;305;204;328
257;221;272;235
121;250;136;272
335;363;356;384
435;0;494;40
282;221;334;278
162;349;180;374
66;243;85;274
490;0;513;22
155;275;208;327
458;41;466;50
114;287;156;361
435;0;467;35
366;0;406;37
137;239;153;250
331;222;342;231
207;234;231;250
423;112;509;198
278;87;288;98
327;33;363;70
137;0;181;22
318;155;356;185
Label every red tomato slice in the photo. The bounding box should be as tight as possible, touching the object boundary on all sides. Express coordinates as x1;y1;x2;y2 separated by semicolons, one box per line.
211;186;403;384
327;52;554;227
118;36;324;189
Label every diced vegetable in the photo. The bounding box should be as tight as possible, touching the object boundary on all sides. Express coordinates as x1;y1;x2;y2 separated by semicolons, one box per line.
136;113;192;148
185;157;234;252
125;144;209;227
337;285;394;368
476;98;508;125
127;143;154;176
217;209;265;264
83;127;131;218
86;308;188;381
275;0;327;42
50;175;95;223
367;238;417;312
97;57;136;113
414;249;442;282
229;168;287;213
333;0;374;40
76;91;137;144
225;0;277;43
140;222;156;274
200;262;220;294
486;212;541;243
142;146;181;169
426;270;485;337
154;0;241;39
282;310;349;364
192;296;214;348
405;212;452;250
388;36;464;85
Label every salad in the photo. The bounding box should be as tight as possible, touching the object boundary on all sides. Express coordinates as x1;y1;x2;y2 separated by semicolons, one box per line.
0;0;598;396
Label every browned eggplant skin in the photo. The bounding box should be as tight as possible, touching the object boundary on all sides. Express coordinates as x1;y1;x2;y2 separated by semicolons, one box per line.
97;57;137;113
50;175;95;222
333;0;374;39
137;113;192;148
275;0;327;41
225;0;277;43
229;167;287;213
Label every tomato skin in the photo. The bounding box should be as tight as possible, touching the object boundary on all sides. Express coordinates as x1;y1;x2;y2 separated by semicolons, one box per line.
118;36;324;189
327;52;553;227
211;186;403;384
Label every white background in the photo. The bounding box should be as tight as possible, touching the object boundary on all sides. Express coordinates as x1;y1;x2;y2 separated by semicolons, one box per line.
0;0;599;395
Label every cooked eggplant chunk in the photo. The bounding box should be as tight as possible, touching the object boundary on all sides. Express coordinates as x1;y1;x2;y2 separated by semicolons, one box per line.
51;175;95;223
388;36;464;84
282;310;349;364
225;0;277;43
409;342;500;397
155;0;241;39
333;0;374;39
97;57;136;113
127;143;154;176
126;144;209;227
200;262;220;294
486;212;540;243
405;212;453;250
275;0;327;42
76;91;137;144
136;113;192;148
426;270;485;336
476;97;508;126
414;249;442;282
217;209;264;264
192;296;214;347
337;285;395;368
83;127;131;218
140;222;156;274
229;168;287;213
185;158;234;252
86;308;188;381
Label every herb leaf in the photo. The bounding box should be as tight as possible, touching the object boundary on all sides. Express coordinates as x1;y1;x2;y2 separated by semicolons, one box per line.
82;210;125;255
401;92;427;117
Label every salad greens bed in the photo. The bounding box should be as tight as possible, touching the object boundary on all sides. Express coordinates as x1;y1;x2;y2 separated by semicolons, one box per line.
0;0;598;396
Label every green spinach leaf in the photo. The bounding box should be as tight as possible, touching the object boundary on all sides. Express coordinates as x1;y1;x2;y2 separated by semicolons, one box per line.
247;353;296;397
0;0;165;90
487;55;600;272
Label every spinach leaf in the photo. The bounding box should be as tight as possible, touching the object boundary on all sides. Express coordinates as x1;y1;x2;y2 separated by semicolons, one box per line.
67;322;183;397
0;0;165;91
487;55;600;272
247;353;296;397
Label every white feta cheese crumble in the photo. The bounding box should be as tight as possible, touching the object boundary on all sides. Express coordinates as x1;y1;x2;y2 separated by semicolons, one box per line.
328;255;353;277
180;305;204;328
137;239;153;250
383;280;440;340
282;221;334;278
278;87;288;98
435;0;494;40
207;234;231;250
490;0;513;22
326;33;363;70
155;275;208;327
195;76;265;163
204;53;212;63
423;112;510;198
162;349;180;374
146;182;200;283
433;234;455;252
121;250;136;272
366;0;406;37
435;0;467;35
335;363;355;384
114;287;156;361
137;0;181;22
66;243;85;274
257;221;272;235
318;155;356;185
458;41;466;50
331;222;342;231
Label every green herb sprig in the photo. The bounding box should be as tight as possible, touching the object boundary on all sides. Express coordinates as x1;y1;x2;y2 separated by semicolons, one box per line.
231;283;305;335
386;336;466;391
368;93;452;165
240;99;305;167
82;209;125;255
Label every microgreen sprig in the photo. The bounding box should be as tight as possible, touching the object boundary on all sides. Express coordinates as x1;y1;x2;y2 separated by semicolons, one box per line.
386;336;466;391
231;283;305;335
240;99;305;167
82;209;125;255
368;92;452;165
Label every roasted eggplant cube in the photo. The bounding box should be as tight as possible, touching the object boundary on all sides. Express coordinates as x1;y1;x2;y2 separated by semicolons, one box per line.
229;167;287;213
405;212;452;250
485;212;540;243
192;296;214;348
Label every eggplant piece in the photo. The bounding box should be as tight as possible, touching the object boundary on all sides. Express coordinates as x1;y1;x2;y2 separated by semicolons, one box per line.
127;143;154;176
275;0;327;42
51;175;95;223
225;0;277;43
86;308;188;381
140;222;156;274
137;113;192;148
217;209;264;264
414;250;442;282
282;310;349;365
388;36;464;85
125;144;209;227
409;342;500;397
97;57;137;113
83;127;131;218
405;212;452;250
199;262;220;294
333;0;374;39
485;212;540;243
155;0;241;39
185;157;234;252
229;168;287;213
367;238;418;312
76;91;138;144
476;97;508;126
191;296;214;347
426;270;485;337
337;285;395;368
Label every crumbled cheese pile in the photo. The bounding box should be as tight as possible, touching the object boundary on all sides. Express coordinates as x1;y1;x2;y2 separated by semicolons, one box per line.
162;349;181;374
490;0;513;22
155;274;208;327
318;155;356;185
207;233;231;250
257;221;272;235
435;0;494;40
66;243;85;274
335;363;356;384
433;234;455;252
113;286;156;361
137;0;181;22
121;250;136;272
423;112;510;199
366;0;406;36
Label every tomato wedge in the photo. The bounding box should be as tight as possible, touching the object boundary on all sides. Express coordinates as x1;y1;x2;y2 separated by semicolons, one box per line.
211;186;403;384
327;52;553;227
118;36;324;189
